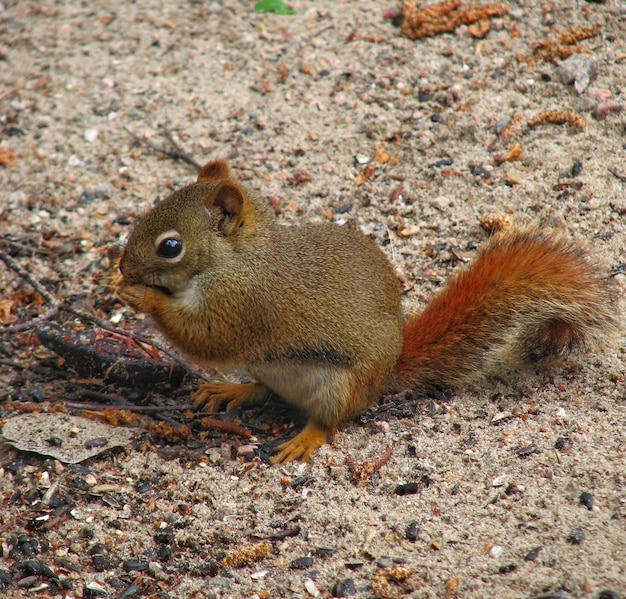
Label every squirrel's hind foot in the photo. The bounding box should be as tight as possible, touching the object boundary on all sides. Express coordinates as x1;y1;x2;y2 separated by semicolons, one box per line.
193;381;270;412
272;421;333;463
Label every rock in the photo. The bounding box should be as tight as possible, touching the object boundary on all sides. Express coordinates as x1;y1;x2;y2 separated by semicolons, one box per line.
559;54;598;94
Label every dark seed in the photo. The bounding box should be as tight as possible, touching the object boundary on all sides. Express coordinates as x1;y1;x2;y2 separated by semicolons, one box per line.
524;546;542;561
84;583;107;598
335;203;353;214
46;437;63;447
135;478;151;493
498;563;517;574
17;575;39;588
92;554;109;572
118;583;141;599
554;437;573;452
58;557;81;572
84;437;108;449
290;556;314;569
198;560;219;577
332;578;356;597
567;526;585;544
571;161;583;176
15;560;43;575
123;559;149;572
405;521;419;542
430;157;453;168
156;545;171;562
517;444;537;458
598;591;621;599
580;491;594;510
395;482;419;496
154;530;175;545
313;547;337;558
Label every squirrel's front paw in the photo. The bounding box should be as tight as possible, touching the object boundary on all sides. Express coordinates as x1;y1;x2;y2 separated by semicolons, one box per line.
117;280;161;313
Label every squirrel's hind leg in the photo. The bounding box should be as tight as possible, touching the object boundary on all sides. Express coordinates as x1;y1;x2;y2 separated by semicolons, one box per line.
193;381;270;413
271;420;333;463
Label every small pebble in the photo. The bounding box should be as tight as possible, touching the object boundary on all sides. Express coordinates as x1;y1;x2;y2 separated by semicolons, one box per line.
498;563;517;574
505;168;521;186
554;437;573;452
524;546;542;561
489;544;503;558
559;54;598;94
304;577;320;597
597;591;621;599
595;99;624;121
567;526;585;544
580;491;594;510
332;578;356;597
394;482;419;495
84;128;99;143
405;520;419;542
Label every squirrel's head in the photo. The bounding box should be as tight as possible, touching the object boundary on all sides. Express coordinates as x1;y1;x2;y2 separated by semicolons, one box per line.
119;160;262;296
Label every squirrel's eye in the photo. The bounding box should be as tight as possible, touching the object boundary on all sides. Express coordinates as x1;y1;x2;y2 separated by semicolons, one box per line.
157;237;183;259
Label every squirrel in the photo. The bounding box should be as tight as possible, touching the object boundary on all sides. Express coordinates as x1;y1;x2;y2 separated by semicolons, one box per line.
117;160;619;463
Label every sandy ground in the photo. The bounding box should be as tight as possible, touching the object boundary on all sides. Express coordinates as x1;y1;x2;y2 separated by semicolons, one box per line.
1;1;625;597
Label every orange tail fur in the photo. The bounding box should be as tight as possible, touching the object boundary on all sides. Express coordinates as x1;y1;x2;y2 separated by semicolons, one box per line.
394;229;618;391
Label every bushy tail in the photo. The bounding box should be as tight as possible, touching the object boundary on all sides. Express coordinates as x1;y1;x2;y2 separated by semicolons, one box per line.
394;228;619;391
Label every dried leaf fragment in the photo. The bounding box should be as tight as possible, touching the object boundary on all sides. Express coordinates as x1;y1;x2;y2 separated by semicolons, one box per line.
0;146;18;167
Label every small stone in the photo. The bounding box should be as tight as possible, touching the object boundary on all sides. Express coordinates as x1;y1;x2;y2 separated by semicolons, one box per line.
304;577;320;597
355;153;370;165
594;99;624;121
580;491;594;510
331;578;356;597
558;54;598;94
554;437;573;452
405;521;419;542
598;591;621;599
505;168;521;186
489;544;503;558
394;482;419;495
567;526;585;544
84;128;99;143
524;546;542;561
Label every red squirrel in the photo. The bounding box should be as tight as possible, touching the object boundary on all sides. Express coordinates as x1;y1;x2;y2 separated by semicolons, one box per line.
117;160;618;462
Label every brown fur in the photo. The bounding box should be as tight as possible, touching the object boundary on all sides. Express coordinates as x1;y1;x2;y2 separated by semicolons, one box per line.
118;161;619;462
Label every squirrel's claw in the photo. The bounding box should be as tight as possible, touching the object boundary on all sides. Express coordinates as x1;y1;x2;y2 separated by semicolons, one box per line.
271;421;332;463
193;381;269;413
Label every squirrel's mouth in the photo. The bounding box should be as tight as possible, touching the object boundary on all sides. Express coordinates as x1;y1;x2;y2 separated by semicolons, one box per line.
149;283;173;296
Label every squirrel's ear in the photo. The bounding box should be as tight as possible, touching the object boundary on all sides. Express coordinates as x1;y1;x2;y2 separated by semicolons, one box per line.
197;160;231;183
209;183;245;236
